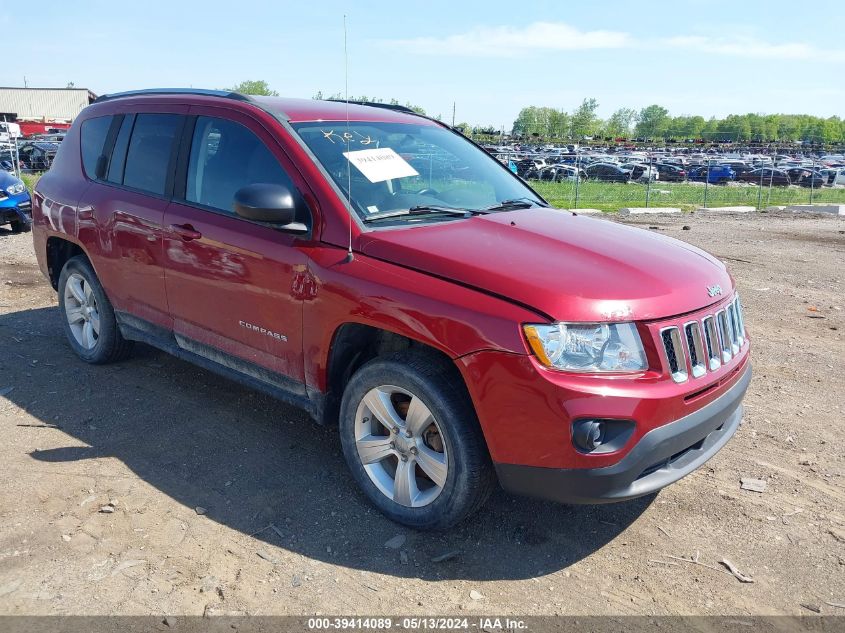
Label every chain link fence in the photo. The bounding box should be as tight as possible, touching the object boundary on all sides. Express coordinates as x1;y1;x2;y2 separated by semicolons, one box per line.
488;146;845;211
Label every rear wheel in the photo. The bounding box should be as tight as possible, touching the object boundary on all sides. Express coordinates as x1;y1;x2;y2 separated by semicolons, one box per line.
58;256;133;364
339;351;495;530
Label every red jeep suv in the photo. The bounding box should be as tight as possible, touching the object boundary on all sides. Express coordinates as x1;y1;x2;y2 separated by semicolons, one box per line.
32;89;751;529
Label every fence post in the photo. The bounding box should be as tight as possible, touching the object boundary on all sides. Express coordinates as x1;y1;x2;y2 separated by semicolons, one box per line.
756;157;765;210
645;154;652;208
766;164;774;206
574;152;581;209
703;158;710;208
809;158;815;204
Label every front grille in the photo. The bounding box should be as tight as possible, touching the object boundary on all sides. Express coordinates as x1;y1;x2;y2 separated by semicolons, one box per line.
659;295;746;383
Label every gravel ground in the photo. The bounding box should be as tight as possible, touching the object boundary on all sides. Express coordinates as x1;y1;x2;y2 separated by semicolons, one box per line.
0;210;843;617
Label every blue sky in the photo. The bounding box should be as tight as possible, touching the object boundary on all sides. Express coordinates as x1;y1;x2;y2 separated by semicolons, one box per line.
3;1;843;127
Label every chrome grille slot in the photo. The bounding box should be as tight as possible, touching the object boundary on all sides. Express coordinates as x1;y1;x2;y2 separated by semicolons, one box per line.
684;321;706;378
726;303;740;354
715;309;733;363
733;295;745;345
702;316;721;370
660;326;688;383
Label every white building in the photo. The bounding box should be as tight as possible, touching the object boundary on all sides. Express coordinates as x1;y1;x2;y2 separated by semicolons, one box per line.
0;87;97;122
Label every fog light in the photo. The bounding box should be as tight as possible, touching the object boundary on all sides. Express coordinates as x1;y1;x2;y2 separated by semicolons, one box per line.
573;419;604;451
571;418;636;454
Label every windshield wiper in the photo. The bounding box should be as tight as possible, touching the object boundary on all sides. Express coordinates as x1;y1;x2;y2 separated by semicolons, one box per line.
362;205;471;223
483;197;550;212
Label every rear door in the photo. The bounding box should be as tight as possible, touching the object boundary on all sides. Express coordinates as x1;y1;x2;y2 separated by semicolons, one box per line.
162;107;312;387
82;106;187;329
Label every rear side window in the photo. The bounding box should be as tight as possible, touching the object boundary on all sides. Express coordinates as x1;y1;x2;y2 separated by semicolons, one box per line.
122;114;182;195
80;115;113;179
185;116;293;214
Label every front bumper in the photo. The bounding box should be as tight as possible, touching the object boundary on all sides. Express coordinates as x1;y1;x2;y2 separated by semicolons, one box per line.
0;195;32;226
495;363;750;504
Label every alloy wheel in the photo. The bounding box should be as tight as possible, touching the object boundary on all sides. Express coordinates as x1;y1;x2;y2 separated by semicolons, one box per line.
63;272;100;350
354;385;448;508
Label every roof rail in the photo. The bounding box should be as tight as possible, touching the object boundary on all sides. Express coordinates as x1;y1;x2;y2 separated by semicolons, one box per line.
325;99;419;116
94;88;253;103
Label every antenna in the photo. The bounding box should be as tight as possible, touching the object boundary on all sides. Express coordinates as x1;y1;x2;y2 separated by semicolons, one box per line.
343;14;354;264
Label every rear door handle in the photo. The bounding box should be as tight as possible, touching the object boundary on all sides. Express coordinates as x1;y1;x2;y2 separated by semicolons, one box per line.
168;223;202;241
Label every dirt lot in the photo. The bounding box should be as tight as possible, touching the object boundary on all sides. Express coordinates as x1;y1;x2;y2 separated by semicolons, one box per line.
0;210;843;618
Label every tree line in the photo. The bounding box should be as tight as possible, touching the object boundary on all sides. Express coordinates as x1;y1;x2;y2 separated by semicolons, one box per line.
512;100;845;144
228;81;427;115
228;82;844;144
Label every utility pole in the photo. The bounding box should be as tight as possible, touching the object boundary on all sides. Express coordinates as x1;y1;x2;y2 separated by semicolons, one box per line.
451;102;455;128
23;76;27;88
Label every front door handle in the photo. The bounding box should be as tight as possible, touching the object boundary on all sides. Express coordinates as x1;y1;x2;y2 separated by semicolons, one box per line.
168;223;203;241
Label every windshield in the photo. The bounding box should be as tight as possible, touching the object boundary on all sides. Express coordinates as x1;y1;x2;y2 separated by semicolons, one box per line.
291;121;544;222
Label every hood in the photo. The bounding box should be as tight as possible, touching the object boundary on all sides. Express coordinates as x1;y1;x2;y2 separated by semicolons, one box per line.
0;170;22;188
358;209;732;322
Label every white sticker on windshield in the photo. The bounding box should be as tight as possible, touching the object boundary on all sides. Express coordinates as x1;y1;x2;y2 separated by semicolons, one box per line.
343;147;419;183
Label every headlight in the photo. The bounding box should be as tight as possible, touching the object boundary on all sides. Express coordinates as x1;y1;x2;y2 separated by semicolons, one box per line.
523;322;647;373
6;182;25;195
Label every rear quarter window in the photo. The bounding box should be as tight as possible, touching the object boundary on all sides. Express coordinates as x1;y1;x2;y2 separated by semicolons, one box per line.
80;115;113;179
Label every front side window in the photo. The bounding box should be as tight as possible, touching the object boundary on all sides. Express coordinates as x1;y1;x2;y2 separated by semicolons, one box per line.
292;121;543;223
186;116;294;214
122;114;182;195
80;115;112;179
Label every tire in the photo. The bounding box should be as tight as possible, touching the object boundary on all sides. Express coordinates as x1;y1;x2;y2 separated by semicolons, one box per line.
57;255;133;364
339;350;495;530
10;219;30;234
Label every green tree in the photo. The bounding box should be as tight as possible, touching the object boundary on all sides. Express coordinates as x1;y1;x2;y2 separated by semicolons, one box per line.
570;98;600;139
312;92;425;115
604;108;637;138
635;105;670;139
229;80;278;96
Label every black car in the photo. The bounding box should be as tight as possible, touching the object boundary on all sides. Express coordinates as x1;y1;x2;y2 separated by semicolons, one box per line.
584;163;631;182
655;163;687;182
17;142;59;171
736;168;791;186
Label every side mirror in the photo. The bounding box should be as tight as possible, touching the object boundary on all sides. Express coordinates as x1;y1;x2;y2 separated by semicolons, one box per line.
233;183;309;234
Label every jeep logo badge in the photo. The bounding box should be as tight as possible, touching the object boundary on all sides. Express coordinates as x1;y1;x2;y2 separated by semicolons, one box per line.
707;284;723;297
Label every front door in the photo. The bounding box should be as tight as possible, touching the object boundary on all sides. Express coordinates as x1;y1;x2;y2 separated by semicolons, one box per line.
163;109;311;387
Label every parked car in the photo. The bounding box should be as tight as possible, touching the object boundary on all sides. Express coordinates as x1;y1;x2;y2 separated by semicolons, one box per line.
17;141;59;171
687;165;735;184
785;168;826;188
529;165;586;182
824;168;845;186
655;163;687;182
584;163;632;182
29;132;67;142
736;168;791;186
0;171;32;232
514;158;543;178
720;162;756;178
619;163;658;182
32;89;750;529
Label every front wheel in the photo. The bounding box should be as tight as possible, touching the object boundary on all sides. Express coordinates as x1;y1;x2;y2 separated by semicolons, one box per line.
339;351;495;530
9;219;30;233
